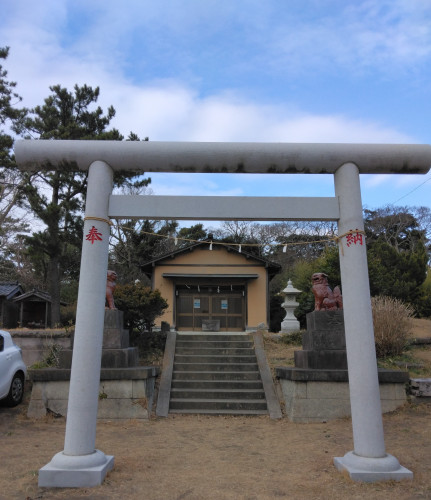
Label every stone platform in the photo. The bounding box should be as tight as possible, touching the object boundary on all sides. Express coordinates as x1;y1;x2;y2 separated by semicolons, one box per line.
27;366;158;419
58;310;139;369
276;311;409;422
276;367;408;423
27;310;159;419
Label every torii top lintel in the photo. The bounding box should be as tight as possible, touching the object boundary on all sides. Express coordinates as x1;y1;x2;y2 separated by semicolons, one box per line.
14;140;431;175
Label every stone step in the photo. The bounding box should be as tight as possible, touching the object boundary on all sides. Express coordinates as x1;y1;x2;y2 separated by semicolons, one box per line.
173;362;259;372
170;388;266;399
172;370;262;381
172;379;264;390
410;337;431;345
175;347;256;355
170;398;268;411
157;332;276;418
176;340;253;349
178;335;251;342
174;354;258;364
169;408;269;416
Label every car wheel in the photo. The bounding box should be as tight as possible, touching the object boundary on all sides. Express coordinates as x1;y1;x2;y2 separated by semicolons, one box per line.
5;373;24;407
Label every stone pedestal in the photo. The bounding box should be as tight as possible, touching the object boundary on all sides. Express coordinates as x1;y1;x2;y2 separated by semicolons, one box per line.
28;310;159;420
294;311;347;369
58;310;138;369
103;310;130;348
276;311;409;423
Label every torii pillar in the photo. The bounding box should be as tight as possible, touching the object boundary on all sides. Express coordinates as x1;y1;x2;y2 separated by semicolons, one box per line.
333;163;412;481
38;161;115;487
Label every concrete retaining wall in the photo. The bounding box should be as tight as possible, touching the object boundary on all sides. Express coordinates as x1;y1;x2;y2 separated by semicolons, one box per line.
10;331;73;366
279;379;407;423
27;367;159;420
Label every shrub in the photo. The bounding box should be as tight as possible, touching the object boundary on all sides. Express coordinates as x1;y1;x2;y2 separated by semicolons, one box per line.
279;330;303;345
114;283;168;332
130;329;168;363
60;303;76;327
372;296;414;358
30;342;62;369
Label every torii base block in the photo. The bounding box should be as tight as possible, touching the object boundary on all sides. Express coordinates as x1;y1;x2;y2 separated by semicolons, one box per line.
38;450;114;488
334;452;413;483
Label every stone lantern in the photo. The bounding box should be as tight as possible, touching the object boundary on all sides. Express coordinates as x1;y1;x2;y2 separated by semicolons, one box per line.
280;279;301;334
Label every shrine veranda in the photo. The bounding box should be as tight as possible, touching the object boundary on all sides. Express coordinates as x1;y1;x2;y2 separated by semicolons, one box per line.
15;140;431;486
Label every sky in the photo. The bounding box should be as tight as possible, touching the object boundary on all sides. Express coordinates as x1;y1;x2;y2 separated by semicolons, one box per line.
2;0;431;220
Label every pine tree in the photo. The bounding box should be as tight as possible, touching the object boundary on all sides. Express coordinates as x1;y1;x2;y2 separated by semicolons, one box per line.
22;84;148;325
0;46;29;272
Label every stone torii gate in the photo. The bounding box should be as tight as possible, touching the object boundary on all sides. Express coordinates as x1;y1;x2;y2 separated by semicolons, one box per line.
15;140;431;487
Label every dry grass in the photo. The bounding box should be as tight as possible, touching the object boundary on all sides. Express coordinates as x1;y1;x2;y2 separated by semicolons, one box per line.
1;401;431;500
263;335;297;371
410;318;431;339
372;296;415;358
265;318;431;378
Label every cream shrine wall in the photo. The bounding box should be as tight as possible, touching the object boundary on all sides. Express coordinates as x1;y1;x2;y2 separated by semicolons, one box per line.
149;245;275;331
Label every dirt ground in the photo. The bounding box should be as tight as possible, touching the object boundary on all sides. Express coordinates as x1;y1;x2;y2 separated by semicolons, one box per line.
0;320;430;500
1;402;431;500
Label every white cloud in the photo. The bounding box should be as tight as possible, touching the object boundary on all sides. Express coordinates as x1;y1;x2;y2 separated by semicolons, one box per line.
2;1;418;144
9;32;407;146
147;173;244;197
105;84;415;143
273;1;431;74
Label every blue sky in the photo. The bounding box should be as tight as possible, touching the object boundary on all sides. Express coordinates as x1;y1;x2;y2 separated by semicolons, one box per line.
2;0;431;216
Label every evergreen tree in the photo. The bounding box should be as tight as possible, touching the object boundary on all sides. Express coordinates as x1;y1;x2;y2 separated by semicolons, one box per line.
364;206;428;311
367;240;428;307
176;223;207;246
364;206;429;255
0;46;29;274
110;218;182;283
21;84;148;325
114;283;168;332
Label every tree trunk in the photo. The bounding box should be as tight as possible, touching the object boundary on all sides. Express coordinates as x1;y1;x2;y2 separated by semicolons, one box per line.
48;254;61;327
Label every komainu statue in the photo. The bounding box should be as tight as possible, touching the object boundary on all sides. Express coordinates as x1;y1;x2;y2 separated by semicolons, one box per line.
311;272;343;311
106;270;117;309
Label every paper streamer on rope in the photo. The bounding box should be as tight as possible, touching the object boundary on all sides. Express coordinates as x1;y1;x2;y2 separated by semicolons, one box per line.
111;221;348;252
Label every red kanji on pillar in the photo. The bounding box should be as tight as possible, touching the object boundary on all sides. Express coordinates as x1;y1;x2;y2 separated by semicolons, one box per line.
86;225;103;244
346;229;363;247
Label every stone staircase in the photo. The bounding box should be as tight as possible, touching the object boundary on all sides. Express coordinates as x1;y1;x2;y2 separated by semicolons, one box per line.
157;333;282;418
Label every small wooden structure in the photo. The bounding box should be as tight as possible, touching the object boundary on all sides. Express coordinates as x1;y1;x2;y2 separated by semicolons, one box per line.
0;282;24;328
13;290;52;329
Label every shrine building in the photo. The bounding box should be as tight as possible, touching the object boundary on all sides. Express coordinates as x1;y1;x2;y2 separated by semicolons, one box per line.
142;238;281;332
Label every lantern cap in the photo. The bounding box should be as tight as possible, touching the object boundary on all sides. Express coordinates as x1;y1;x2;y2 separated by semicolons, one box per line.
282;279;302;294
